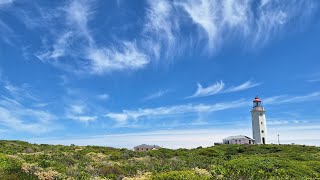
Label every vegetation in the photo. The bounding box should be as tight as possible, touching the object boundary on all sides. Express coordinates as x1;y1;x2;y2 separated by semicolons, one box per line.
0;140;319;179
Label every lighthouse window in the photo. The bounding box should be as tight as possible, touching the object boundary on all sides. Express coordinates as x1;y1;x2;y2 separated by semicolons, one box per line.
261;122;263;125
260;113;263;116
261;130;264;133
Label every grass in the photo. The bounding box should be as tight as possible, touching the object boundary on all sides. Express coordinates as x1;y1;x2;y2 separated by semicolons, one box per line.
0;140;319;179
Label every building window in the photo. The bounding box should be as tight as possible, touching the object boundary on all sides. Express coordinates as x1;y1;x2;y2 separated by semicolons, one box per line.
260;113;263;116
261;122;263;124
239;140;241;143
261;130;264;133
137;148;139;150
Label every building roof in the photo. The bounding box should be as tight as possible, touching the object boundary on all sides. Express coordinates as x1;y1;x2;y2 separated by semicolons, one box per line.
253;97;262;102
223;135;254;140
134;144;161;149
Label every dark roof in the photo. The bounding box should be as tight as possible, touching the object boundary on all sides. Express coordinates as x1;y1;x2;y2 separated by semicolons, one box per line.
223;135;254;140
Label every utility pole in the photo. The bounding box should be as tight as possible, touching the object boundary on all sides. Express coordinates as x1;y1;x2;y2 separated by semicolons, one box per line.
278;134;280;145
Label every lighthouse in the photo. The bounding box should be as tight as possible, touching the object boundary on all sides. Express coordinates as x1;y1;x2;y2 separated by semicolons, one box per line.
251;96;267;144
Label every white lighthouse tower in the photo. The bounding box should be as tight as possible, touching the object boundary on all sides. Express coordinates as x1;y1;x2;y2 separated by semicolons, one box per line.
251;96;267;144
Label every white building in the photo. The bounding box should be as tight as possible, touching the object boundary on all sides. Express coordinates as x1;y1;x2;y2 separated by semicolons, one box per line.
220;96;268;145
133;144;161;152
223;135;255;145
251;96;267;144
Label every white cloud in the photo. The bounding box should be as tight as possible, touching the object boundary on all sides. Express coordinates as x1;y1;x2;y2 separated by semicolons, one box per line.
177;0;219;50
188;81;224;98
66;103;98;123
264;91;320;105
177;0;315;50
67;115;97;122
35;0;150;74
144;0;178;59
307;79;320;83
105;99;246;123
105;90;320;125
224;81;261;93
27;123;320;148
65;0;94;43
267;119;308;125
0;96;57;133
29;0;316;74
0;19;14;45
97;93;109;100
143;89;169;101
307;73;320;83
87;42;149;74
36;31;74;61
188;80;259;98
33;103;49;108
70;104;86;114
1;78;40;102
0;0;13;6
104;113;128;124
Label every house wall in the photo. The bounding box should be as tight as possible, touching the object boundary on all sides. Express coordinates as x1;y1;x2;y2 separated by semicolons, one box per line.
223;138;253;145
133;147;159;152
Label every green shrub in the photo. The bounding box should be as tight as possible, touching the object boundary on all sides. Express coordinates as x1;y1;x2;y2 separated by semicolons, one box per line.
151;170;211;180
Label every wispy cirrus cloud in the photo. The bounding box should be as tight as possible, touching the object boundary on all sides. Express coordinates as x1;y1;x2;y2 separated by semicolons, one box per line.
0;0;13;5
87;42;149;74
97;93;109;100
224;81;261;93
177;0;316;50
307;79;320;83
188;81;225;98
5;0;316;74
0;18;14;45
106;90;320;125
142;89;169;101
306;73;320;83
264;91;320;104
0;75;41;102
0;96;57;133
105;99;246;124
66;103;97;123
143;0;179;60
36;0;150;74
0;75;57;133
27;121;320;148
188;80;260;98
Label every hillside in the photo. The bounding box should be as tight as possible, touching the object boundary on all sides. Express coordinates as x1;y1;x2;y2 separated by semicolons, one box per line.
0;140;319;179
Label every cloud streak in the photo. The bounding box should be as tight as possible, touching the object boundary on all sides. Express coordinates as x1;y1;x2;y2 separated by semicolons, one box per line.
177;0;316;49
27;122;320;148
188;80;260;98
66;103;98;123
105;99;247;124
105;90;320;125
264;92;320;105
142;89;169;101
35;0;150;74
0;96;57;133
25;0;316;74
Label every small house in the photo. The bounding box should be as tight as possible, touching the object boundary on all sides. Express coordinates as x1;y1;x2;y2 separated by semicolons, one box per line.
223;135;255;145
133;144;161;152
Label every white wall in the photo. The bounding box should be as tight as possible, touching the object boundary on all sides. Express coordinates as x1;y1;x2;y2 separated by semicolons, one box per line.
252;108;267;144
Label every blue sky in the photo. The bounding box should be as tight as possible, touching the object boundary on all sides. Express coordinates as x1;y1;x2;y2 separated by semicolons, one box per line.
0;0;320;148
